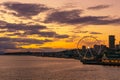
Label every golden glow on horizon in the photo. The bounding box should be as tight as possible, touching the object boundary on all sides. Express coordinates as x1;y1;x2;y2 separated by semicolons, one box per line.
0;0;120;51
41;41;75;49
21;44;41;49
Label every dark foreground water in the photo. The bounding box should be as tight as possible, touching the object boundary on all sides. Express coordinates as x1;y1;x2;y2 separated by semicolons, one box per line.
0;56;120;80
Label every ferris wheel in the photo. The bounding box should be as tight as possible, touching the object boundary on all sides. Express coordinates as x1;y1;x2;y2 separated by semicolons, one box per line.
77;36;102;60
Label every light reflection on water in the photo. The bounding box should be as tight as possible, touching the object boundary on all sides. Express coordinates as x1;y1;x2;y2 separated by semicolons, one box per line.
0;56;120;80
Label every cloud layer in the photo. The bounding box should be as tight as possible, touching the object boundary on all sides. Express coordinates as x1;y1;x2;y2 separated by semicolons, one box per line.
0;2;120;52
87;5;111;10
0;20;69;51
2;2;50;17
45;10;120;25
0;37;53;51
89;32;102;34
0;20;69;38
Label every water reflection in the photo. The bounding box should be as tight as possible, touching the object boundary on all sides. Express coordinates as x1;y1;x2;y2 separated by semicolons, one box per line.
0;56;120;80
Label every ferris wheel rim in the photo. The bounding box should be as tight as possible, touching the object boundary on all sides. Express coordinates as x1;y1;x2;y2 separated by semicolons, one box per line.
76;36;102;57
77;36;100;49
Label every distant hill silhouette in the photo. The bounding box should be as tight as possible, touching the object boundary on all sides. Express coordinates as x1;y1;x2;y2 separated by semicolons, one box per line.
3;49;80;59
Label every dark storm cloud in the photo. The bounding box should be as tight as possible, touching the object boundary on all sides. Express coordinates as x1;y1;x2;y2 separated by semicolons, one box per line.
89;32;102;34
25;31;69;39
0;37;52;50
45;10;120;25
55;35;69;38
44;10;82;23
87;5;111;10
37;32;69;38
0;20;69;39
0;20;6;24
6;32;23;36
37;32;57;37
0;21;47;31
2;2;50;17
0;37;52;44
0;42;16;49
0;37;17;49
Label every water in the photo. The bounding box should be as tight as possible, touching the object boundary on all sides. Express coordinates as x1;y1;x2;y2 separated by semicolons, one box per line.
0;56;120;80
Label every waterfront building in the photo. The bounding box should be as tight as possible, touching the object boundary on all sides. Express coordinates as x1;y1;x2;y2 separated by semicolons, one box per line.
116;45;120;50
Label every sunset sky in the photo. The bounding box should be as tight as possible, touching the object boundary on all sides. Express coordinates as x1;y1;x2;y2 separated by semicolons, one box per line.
0;0;120;52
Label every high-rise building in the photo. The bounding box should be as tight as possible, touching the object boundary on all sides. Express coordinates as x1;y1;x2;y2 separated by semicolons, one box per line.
109;35;115;49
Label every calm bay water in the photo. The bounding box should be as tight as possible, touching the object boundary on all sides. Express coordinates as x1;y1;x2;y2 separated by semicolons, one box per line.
0;56;120;80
